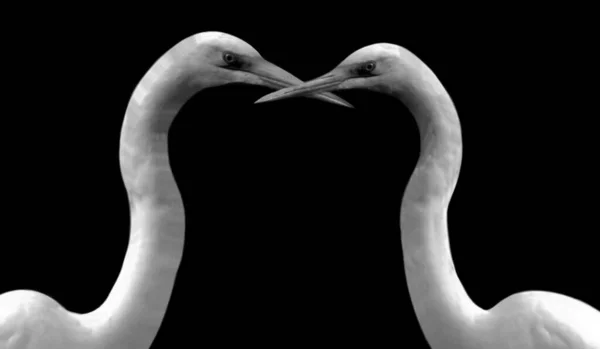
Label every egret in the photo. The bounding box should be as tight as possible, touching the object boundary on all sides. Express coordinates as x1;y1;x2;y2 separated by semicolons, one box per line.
0;31;351;349
255;44;600;348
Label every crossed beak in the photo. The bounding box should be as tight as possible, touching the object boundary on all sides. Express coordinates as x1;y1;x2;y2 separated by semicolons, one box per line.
255;70;347;105
251;60;352;108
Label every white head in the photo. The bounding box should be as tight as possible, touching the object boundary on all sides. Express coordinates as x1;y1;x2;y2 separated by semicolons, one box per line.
254;43;424;103
187;32;261;86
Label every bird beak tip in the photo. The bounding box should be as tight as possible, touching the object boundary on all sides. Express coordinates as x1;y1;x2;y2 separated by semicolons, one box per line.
254;96;270;104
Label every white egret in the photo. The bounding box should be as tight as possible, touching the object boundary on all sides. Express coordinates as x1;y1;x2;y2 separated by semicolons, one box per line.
0;31;351;349
255;44;600;348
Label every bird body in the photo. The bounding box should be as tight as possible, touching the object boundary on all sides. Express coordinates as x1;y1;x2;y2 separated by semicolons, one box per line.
255;43;600;348
0;31;350;349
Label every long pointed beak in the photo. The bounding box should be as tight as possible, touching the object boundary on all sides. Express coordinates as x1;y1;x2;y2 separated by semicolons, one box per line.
252;60;352;108
255;71;347;105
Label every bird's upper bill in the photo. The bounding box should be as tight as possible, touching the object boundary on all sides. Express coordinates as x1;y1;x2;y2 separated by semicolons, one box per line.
255;69;348;105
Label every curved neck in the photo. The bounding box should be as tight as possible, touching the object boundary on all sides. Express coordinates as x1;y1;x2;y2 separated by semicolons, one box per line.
396;56;486;346
79;37;201;348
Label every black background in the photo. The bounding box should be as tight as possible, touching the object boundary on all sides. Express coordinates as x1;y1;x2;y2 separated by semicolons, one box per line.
1;8;597;348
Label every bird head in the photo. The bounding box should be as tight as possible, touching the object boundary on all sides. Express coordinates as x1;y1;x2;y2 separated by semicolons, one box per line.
186;32;352;108
254;43;416;103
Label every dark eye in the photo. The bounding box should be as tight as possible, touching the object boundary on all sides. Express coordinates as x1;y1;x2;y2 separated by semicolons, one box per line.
363;62;376;72
223;52;236;64
356;61;376;76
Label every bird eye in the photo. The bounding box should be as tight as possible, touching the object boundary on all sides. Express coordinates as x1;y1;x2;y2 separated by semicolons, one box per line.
356;61;376;76
364;62;376;72
223;52;236;64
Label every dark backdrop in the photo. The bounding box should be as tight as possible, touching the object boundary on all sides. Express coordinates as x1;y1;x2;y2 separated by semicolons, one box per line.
1;9;596;348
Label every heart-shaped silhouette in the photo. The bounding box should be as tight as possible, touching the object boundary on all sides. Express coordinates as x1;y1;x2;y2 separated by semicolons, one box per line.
0;29;598;348
256;44;600;348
